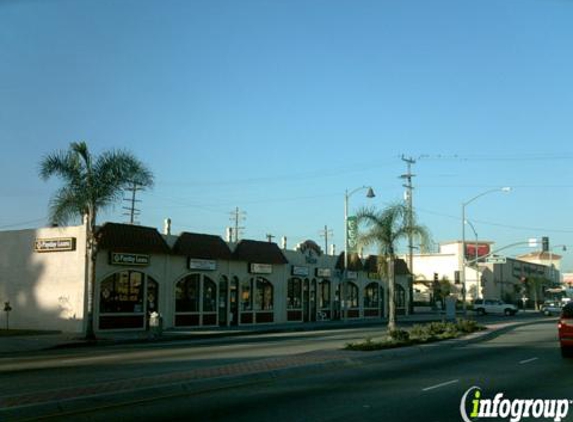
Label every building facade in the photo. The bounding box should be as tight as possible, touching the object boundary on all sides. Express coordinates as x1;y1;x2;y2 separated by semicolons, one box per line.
406;240;557;308
0;223;411;333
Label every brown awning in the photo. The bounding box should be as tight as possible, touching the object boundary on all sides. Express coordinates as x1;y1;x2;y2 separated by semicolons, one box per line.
335;252;364;271
394;258;411;276
172;232;232;260
362;255;411;276
96;222;170;254
232;240;288;264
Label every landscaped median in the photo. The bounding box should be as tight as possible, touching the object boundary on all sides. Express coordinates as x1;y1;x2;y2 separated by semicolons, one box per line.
344;319;485;351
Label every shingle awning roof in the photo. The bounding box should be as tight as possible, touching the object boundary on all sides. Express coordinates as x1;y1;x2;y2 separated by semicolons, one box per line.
172;232;232;260
364;255;380;273
360;255;411;276
96;222;170;254
335;252;364;271
394;258;411;276
232;240;288;264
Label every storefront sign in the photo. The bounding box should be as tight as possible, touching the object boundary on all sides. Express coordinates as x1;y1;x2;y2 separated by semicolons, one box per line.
346;216;358;254
35;237;76;252
189;258;217;271
465;243;490;261
110;252;150;266
347;271;358;280
316;268;332;278
250;263;273;274
292;266;309;277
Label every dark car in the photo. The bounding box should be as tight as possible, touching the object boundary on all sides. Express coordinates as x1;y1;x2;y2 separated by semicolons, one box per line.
558;302;573;357
540;301;562;316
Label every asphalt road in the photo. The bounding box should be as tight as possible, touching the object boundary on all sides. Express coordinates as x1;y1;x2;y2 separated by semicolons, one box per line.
0;314;533;396
61;319;570;422
2;315;569;422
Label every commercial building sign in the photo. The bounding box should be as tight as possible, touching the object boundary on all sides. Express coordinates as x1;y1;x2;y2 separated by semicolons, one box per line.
189;258;217;271
316;268;332;278
346;216;358;254
250;263;273;274
347;271;358;280
291;266;309;277
465;243;490;262
35;237;76;253
110;252;150;266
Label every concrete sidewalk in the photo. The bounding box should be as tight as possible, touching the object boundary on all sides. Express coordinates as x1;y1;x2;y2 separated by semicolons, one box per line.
0;313;450;355
0;311;547;355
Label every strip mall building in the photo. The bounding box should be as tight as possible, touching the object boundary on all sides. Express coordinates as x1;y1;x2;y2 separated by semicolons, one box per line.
0;223;411;333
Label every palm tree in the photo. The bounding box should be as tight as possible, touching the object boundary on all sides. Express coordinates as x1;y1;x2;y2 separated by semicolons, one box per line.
39;142;154;339
356;203;430;331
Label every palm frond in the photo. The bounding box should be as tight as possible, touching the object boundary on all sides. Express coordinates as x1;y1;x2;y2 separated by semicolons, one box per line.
48;186;87;225
39;142;154;226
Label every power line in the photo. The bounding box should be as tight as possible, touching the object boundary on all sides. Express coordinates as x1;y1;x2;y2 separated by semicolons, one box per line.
0;217;47;230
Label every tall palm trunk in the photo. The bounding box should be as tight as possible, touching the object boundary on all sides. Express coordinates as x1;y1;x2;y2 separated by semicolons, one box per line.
387;256;396;332
85;208;97;340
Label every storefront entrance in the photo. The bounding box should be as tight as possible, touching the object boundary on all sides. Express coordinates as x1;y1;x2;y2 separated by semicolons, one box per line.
99;270;156;330
229;277;239;326
218;277;228;327
303;279;317;322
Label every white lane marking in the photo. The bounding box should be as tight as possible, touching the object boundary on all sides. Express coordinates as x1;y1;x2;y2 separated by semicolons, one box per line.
519;357;539;365
422;379;459;392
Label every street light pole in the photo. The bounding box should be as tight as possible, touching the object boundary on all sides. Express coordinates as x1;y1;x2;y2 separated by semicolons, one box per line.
461;187;511;314
343;186;375;321
465;219;480;299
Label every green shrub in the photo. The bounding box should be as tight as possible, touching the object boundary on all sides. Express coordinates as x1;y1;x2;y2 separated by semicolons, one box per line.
388;329;410;342
343;319;484;352
455;318;482;333
409;324;431;340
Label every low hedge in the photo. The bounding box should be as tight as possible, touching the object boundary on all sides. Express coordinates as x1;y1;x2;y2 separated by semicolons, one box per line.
345;319;484;351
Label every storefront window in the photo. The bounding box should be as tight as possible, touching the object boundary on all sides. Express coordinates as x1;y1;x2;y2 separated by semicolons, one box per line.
176;274;200;312
241;280;252;311
100;271;144;313
287;278;302;309
147;278;159;314
395;285;406;309
255;277;273;311
203;277;217;312
319;280;330;309
364;283;379;308
348;282;359;308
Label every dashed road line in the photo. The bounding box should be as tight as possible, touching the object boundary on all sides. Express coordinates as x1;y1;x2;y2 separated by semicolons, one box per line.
422;379;459;392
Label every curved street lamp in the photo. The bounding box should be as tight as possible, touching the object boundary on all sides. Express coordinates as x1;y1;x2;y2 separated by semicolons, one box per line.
461;187;511;314
343;186;375;321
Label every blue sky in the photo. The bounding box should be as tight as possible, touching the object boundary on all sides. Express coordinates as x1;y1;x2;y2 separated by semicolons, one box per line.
2;0;573;269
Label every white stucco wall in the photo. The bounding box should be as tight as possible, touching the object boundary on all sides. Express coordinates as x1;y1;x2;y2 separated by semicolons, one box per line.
0;225;86;332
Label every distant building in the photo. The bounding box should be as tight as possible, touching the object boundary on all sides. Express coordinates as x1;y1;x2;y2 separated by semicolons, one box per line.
404;240;555;308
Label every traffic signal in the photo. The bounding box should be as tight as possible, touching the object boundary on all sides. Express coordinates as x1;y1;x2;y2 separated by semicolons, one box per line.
433;273;439;283
542;236;549;252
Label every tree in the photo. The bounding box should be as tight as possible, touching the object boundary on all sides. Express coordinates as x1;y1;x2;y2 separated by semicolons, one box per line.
39;142;153;339
433;276;453;308
356;203;430;331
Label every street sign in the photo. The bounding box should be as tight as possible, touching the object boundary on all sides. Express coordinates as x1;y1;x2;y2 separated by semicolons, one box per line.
486;256;507;264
